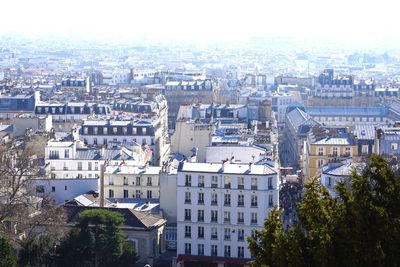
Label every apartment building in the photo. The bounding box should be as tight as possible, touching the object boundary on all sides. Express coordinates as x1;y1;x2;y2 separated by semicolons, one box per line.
320;162;365;198
45;139;151;179
80;116;169;166
176;161;279;267
104;165;161;199
305;127;358;179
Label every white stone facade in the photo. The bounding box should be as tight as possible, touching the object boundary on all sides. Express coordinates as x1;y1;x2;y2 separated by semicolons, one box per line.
176;162;279;265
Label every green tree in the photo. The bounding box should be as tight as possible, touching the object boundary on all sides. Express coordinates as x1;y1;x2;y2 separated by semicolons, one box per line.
248;154;400;267
56;209;137;267
18;234;57;267
0;237;17;267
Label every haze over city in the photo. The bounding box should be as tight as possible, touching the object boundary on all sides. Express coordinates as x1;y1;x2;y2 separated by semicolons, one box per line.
1;0;400;47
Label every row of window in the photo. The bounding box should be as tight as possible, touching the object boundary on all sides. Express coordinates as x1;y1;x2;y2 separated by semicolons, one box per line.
317;146;352;157
109;189;153;198
184;192;274;207
184;243;246;258
49;149;70;159
184;209;262;224
83;137;150;146
37;106;104;114
108;176;155;186
50;161;99;171
313;116;384;122
83;126;147;135
184;175;274;189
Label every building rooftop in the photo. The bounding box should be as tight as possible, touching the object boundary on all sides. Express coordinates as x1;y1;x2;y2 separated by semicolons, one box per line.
353;125;376;140
63;205;165;230
179;161;277;175
287;107;320;134
305;106;388;117
323;162;365;176
105;165;161;175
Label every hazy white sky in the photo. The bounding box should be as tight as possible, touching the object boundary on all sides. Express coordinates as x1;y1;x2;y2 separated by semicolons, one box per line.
0;0;399;45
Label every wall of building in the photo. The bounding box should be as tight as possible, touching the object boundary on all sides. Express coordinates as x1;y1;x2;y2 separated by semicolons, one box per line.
32;178;98;204
159;171;178;224
170;121;212;163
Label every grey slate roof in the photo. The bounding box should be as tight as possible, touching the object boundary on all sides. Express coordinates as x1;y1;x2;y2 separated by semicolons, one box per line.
63;205;165;231
287;107;320;134
75;149;134;160
323;162;365;176
305;106;388;116
353;125;375;140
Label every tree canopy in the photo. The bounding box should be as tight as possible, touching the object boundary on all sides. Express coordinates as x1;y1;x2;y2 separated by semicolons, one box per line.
0;237;17;267
248;154;400;267
56;209;137;267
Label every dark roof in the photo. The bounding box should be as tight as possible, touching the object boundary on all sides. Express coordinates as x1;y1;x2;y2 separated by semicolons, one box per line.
63;205;165;231
287;107;320;134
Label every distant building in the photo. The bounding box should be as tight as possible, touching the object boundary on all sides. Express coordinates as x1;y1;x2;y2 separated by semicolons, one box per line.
80;117;168;166
271;92;293;128
274;75;315;88
35;102;111;131
308;69;376;107
164;79;214;129
305;127;358;179
305;106;392;127
283;106;320;170
376;126;400;157
0;92;39;119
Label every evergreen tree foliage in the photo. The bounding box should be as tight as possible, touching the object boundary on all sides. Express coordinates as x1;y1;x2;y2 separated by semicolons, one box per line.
56;209;137;267
248;154;400;267
0;237;17;267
